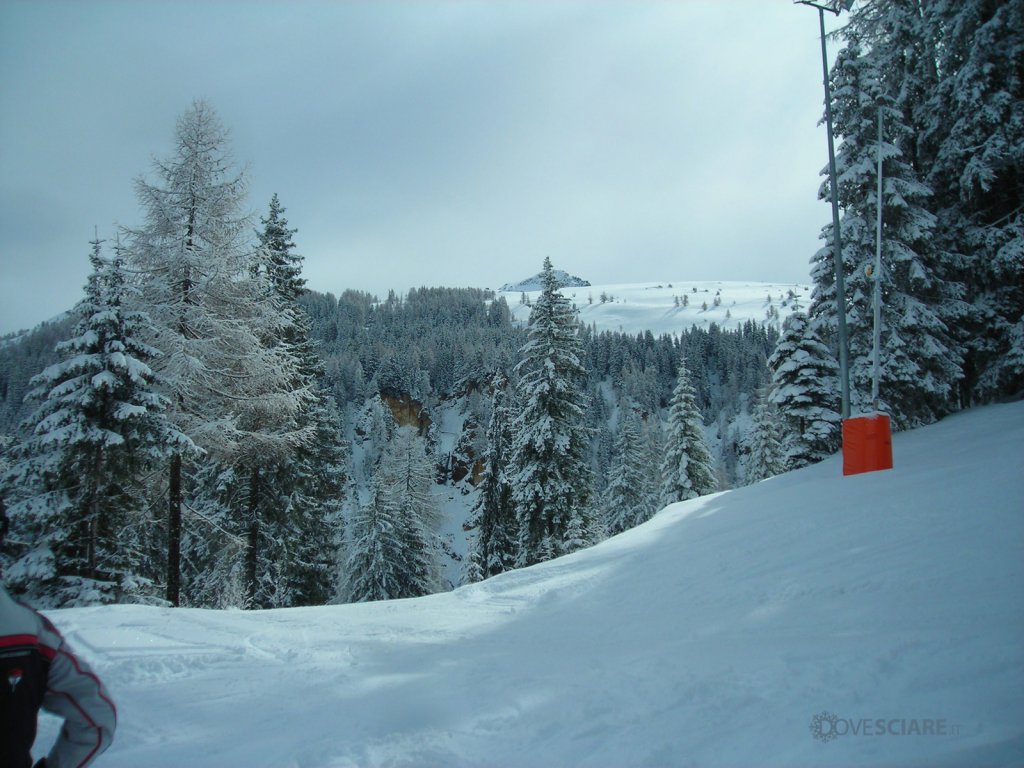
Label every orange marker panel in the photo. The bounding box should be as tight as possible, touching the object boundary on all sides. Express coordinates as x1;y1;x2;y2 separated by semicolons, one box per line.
842;413;893;476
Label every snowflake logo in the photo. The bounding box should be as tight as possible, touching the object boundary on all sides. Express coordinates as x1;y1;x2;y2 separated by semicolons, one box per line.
809;711;841;743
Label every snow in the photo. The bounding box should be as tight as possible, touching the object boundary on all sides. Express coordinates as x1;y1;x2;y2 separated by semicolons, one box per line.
34;401;1024;767
429;398;476;586
501;280;811;335
500;271;590;292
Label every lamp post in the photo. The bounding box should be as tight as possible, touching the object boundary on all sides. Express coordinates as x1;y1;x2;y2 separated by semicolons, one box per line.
872;105;883;410
796;1;893;476
795;0;853;420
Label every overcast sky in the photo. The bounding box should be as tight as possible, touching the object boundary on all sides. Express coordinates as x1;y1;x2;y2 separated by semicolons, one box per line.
0;0;846;335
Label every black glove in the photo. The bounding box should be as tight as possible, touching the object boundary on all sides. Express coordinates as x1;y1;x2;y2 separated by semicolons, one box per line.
34;760;47;768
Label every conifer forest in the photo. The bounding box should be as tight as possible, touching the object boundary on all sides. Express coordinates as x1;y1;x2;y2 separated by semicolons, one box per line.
1;1;1020;610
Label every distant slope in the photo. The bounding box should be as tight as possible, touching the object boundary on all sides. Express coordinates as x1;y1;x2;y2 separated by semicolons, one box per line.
501;279;811;335
45;401;1024;767
500;270;590;292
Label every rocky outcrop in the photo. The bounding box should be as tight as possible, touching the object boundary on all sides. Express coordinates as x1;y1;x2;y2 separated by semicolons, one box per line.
381;394;431;434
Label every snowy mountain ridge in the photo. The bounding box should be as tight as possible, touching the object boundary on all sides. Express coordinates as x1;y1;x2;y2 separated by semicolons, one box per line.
38;401;1024;767
501;279;810;335
500;269;590;292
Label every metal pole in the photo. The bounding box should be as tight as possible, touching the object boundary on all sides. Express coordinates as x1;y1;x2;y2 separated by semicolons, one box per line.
872;105;883;410
818;6;851;419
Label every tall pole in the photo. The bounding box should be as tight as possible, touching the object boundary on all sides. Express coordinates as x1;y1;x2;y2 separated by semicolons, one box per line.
817;6;852;419
872;105;883;410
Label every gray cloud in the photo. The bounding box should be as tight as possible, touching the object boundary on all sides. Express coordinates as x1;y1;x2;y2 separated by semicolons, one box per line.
0;0;843;334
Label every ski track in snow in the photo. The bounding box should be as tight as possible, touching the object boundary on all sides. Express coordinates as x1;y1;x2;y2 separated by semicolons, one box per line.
33;402;1024;767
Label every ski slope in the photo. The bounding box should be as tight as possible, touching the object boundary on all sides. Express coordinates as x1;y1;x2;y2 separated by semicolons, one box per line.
501;280;811;335
34;402;1024;767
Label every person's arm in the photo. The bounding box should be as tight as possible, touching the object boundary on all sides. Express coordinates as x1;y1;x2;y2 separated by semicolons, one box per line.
37;615;116;768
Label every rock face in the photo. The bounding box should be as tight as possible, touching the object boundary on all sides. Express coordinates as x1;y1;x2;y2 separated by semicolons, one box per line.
379;393;483;487
500;270;590;292
382;394;431;434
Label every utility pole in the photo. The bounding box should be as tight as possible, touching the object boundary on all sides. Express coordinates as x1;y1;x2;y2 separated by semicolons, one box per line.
795;0;853;419
872;106;883;410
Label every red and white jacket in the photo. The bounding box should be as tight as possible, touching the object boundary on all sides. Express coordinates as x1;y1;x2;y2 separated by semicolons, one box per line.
0;584;116;768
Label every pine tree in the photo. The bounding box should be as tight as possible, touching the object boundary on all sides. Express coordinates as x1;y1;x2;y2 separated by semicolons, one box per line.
602;404;658;536
230;194;342;608
826;31;962;427
642;413;666;507
359;394;396;479
660;355;717;505
768;310;841;469
465;371;517;582
258;193;305;302
284;395;348;605
125;101;311;605
3;237;187;605
344;428;440;601
921;0;1023;403
812;0;1023;411
745;386;784;484
509;258;593;567
180;462;248;608
387;429;443;595
343;473;406;603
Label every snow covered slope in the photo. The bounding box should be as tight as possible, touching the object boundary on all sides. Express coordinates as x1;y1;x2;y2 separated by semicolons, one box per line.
36;402;1024;767
500;270;590;292
501;280;810;335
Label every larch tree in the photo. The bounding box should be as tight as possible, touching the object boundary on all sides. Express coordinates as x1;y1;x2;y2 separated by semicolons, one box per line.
508;258;593;567
125;101;311;606
660;355;717;505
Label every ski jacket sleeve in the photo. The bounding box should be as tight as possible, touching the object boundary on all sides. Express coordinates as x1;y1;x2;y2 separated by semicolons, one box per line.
37;611;117;768
0;586;116;768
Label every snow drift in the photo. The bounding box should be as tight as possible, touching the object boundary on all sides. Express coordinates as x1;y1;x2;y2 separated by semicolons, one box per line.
34;402;1024;767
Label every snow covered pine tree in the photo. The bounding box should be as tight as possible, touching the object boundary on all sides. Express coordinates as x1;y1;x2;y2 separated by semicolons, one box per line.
2;237;187;606
768;310;841;470
465;370;518;582
660;354;717;505
509;258;593;567
603;403;659;535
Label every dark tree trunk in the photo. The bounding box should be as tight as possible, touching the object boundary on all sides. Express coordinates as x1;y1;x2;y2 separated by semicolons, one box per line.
245;465;261;608
167;208;195;608
167;452;182;606
85;448;102;580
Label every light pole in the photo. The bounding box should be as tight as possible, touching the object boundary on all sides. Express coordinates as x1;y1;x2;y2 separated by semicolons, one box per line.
872;105;883;410
795;0;853;420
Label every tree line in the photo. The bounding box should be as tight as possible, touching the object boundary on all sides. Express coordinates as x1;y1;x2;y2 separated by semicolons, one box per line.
0;104;771;608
